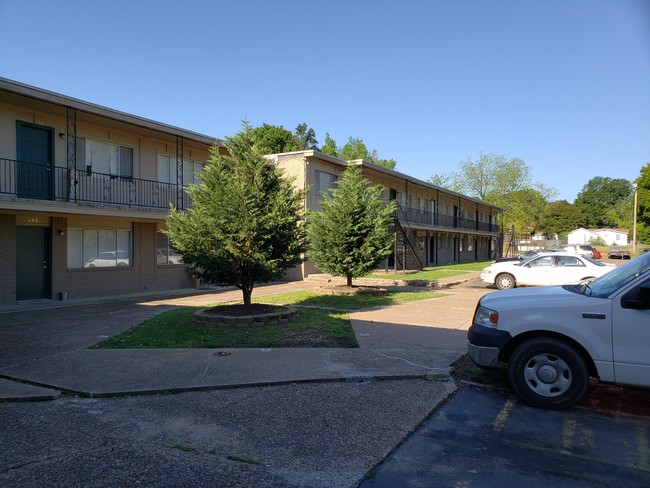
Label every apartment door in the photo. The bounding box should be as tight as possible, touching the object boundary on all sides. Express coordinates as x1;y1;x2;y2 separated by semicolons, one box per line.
16;227;50;300
428;235;436;265
16;122;53;200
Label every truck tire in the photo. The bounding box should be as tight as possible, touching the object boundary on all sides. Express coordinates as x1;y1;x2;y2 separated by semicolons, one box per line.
507;337;589;409
496;273;516;290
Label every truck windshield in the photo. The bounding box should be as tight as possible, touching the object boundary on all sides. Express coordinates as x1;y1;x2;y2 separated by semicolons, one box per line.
583;253;650;298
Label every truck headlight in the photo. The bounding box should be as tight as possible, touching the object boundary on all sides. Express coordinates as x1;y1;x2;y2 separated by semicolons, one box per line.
474;305;499;327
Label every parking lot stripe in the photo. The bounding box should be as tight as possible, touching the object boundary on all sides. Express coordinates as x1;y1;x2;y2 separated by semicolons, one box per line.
638;425;650;472
561;418;576;455
492;396;516;432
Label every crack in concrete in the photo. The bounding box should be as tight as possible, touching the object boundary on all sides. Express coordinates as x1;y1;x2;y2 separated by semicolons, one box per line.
368;349;437;371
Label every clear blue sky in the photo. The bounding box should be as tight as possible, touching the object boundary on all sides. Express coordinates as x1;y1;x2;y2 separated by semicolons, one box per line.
1;0;648;202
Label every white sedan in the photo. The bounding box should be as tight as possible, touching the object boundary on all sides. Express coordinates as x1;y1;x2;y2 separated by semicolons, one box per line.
480;252;615;290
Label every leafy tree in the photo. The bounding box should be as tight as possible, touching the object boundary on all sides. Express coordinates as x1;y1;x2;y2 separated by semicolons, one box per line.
340;137;369;160
338;137;397;169
367;149;397;170
635;163;650;243
508;188;548;235
538;200;586;238
574;177;633;227
636;164;650;226
165;124;305;306
430;152;558;233
307;165;397;286
293;123;319;150
320;133;339;157
249;123;298;154
427;173;462;191
588;236;607;246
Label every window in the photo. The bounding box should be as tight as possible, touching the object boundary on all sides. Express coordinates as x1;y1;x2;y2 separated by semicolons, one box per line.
158;155;203;185
67;228;132;268
183;160;203;186
557;256;583;267
157;154;174;184
418;197;427;213
76;138;133;177
530;256;553;267
157;232;183;265
315;170;338;196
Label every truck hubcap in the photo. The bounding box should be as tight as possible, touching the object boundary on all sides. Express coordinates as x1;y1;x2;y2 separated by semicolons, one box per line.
523;353;572;397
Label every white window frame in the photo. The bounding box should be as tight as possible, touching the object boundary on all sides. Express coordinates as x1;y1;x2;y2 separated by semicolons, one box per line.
158;154;203;185
156;232;184;265
76;138;133;178
315;170;338;197
67;227;132;268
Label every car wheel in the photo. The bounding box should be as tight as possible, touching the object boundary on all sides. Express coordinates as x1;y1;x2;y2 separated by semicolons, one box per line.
507;337;589;409
496;273;516;290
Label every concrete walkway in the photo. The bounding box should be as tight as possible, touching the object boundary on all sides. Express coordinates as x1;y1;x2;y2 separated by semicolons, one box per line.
0;272;489;402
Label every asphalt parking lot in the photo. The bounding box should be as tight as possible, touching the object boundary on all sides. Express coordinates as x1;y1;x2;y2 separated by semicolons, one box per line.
360;386;650;488
2;277;649;487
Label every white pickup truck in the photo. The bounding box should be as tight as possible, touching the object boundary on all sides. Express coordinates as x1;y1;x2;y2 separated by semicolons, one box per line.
467;252;650;409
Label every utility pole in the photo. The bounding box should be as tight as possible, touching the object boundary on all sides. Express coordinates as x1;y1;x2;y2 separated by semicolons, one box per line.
632;183;638;255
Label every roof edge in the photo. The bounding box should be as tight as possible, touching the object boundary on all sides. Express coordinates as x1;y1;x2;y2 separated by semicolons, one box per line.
0;77;220;146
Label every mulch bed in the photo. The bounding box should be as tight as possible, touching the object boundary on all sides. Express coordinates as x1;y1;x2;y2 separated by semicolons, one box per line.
202;304;282;316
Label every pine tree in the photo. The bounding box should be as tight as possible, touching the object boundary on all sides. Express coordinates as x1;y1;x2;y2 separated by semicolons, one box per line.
307;165;396;286
165;123;305;305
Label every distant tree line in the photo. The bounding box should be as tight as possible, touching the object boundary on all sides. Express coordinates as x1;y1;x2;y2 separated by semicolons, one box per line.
429;153;649;243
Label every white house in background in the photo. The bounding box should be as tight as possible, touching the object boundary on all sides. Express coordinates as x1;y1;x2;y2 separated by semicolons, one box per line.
568;228;629;246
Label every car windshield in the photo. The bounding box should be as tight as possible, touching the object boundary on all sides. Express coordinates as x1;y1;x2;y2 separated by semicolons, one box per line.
581;253;650;298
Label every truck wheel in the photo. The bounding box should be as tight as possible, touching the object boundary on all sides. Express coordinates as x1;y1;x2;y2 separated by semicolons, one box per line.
507;337;589;409
496;273;516;290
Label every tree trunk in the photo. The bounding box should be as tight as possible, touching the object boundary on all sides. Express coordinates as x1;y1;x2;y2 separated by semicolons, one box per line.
346;275;353;287
242;287;252;306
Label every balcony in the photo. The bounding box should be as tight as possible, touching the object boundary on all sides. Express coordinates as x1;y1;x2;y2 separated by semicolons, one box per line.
0;158;190;210
396;204;499;233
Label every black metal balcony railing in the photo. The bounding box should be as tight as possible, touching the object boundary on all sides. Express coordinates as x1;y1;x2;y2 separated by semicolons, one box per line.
0;159;190;210
395;203;499;233
1;159;500;233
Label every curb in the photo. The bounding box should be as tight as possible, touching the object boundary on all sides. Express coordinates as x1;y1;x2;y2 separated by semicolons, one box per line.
0;371;455;402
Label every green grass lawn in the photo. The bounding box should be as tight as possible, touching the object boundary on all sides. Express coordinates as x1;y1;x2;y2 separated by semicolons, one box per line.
93;289;444;350
371;261;489;281
259;289;445;309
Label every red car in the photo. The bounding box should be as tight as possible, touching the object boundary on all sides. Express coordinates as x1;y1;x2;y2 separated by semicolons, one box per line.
593;249;602;259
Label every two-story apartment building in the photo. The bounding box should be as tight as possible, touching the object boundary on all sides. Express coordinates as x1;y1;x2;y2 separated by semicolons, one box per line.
0;78;501;307
271;151;501;279
0;78;216;306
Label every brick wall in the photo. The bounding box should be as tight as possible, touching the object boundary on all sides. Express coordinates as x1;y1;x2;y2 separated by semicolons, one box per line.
53;221;194;301
0;214;16;305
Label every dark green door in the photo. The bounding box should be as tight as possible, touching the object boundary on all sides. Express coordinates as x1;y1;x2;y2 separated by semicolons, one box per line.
17;122;53;199
16;227;49;300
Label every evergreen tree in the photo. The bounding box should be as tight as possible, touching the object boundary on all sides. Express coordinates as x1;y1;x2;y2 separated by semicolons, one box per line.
165;124;305;305
307;166;396;286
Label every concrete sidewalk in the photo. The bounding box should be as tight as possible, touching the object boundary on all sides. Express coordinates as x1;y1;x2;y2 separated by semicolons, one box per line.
0;272;487;402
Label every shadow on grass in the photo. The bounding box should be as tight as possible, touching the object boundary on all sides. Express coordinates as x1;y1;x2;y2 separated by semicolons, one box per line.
92;289;447;350
92;307;358;349
258;289;445;310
